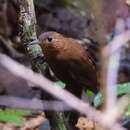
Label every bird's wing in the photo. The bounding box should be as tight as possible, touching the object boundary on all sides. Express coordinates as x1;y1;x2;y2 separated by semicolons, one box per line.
66;55;98;92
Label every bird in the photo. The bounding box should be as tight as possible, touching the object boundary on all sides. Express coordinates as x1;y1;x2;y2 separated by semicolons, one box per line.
39;31;98;98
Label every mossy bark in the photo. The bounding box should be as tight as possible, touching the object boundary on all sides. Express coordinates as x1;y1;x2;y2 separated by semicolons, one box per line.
18;0;68;130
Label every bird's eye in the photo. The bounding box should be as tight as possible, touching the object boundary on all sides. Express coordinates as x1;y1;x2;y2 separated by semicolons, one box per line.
47;37;53;42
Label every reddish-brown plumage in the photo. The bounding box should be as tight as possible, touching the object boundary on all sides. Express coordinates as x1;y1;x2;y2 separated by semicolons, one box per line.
39;32;98;97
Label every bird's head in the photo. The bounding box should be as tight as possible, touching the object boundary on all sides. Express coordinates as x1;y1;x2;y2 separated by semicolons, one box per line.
39;31;64;48
39;31;66;55
39;31;67;57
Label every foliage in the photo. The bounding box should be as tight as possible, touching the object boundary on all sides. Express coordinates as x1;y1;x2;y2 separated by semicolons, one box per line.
55;81;66;88
0;109;31;126
94;82;130;116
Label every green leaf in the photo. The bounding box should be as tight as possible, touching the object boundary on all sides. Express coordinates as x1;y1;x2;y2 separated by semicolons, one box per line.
117;83;130;96
5;109;31;116
93;82;130;108
0;109;31;126
93;92;103;108
125;104;130;116
86;90;94;97
55;81;66;88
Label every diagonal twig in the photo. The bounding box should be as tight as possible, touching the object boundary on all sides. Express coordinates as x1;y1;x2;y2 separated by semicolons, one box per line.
0;54;126;130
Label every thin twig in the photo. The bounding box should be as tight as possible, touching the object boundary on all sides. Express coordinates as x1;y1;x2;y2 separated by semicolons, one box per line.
101;28;130;106
105;18;125;114
0;54;125;130
102;30;130;56
0;96;71;111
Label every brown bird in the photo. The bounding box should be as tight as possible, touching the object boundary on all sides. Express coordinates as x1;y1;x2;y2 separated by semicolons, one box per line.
39;31;98;97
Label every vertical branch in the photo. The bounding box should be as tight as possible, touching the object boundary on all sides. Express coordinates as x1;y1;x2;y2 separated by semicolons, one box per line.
86;0;107;89
87;1;124;113
87;0;106;46
105;18;125;113
19;0;36;42
87;0;108;110
104;48;121;111
18;0;45;74
18;1;68;130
